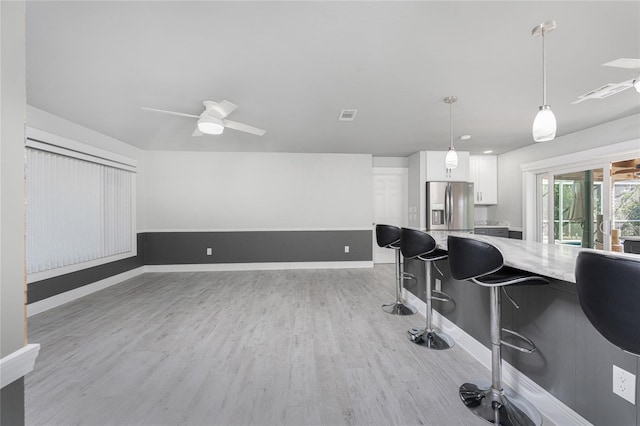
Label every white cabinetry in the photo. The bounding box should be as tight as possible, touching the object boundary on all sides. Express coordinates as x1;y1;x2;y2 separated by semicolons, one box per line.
469;155;497;205
425;151;470;182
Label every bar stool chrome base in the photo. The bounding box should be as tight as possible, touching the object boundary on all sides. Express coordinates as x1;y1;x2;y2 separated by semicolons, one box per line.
382;302;416;315
459;382;542;426
407;327;454;350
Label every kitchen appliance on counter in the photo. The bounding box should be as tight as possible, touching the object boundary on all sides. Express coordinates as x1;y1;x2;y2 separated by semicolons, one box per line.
426;181;474;231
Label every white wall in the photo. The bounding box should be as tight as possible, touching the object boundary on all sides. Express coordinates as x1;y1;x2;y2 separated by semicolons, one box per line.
372;156;409;168
26;107;374;234
1;0;27;358
26;106;147;231
143;151;373;231
407;151;424;229
491;113;640;228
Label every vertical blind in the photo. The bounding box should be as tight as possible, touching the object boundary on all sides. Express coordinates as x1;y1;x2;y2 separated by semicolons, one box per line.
26;146;135;275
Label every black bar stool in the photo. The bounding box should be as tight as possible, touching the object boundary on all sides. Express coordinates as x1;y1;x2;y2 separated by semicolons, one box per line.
376;224;416;315
400;228;455;349
575;250;640;356
447;235;548;426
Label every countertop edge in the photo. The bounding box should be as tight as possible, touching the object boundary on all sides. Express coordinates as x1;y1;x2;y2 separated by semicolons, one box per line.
425;231;639;284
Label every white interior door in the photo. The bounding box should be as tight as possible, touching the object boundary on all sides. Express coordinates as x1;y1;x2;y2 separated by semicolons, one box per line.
373;168;408;263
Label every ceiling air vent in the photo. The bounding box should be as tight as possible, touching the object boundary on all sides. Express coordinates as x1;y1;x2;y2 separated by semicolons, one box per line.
338;109;358;121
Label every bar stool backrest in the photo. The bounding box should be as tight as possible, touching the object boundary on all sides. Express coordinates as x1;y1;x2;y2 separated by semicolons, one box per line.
400;228;436;259
447;235;504;281
575;251;640;356
376;224;401;249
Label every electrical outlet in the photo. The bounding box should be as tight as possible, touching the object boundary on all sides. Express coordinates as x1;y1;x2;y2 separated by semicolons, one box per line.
435;278;442;292
613;365;636;404
344;246;350;253
206;248;212;256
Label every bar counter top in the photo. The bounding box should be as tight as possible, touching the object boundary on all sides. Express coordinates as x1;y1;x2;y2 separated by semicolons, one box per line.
426;230;639;283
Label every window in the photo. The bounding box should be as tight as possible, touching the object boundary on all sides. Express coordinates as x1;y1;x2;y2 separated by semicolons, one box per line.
522;139;639;252
612;161;640;237
25;131;136;281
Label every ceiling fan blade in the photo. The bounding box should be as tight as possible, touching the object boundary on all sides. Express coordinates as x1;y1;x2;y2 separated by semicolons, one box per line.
141;107;199;119
192;128;203;137
603;58;640;69
223;119;266;136
210;100;238;119
572;79;634;103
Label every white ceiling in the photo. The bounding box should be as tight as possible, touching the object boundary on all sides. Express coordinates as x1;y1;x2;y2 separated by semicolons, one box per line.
26;1;640;156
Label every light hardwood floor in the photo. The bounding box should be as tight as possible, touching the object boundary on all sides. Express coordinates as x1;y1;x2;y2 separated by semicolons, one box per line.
26;266;496;425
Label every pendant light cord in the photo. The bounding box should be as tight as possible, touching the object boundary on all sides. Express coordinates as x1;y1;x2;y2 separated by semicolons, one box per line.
449;100;454;150
542;28;547;106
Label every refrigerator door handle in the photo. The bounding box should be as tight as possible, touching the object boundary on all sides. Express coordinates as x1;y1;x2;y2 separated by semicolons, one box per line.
445;183;452;228
448;184;453;226
444;184;448;228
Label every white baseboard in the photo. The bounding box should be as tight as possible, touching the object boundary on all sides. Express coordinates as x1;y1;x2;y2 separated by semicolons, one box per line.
0;344;41;388
27;266;145;317
144;261;373;273
403;290;592;426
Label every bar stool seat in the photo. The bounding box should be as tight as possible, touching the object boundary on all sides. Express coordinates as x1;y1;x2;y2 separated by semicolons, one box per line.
401;227;454;350
448;235;548;426
575;250;640;356
376;224;416;316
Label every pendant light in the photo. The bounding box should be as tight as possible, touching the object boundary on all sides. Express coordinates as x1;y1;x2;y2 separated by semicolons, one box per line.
444;96;458;171
532;21;557;142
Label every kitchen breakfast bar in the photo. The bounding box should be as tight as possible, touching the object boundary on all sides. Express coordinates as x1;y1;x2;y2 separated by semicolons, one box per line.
402;232;640;426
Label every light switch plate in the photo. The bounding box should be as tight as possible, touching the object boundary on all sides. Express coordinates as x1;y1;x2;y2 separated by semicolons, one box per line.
613;365;636;404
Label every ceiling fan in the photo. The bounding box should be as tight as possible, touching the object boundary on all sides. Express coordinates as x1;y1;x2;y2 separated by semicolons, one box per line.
141;100;266;136
573;58;640;104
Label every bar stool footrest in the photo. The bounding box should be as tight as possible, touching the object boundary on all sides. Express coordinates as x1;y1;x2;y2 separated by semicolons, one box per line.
431;290;453;303
501;328;537;354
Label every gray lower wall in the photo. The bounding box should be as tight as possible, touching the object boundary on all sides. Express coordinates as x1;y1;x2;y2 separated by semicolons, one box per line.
405;257;640;426
27;234;145;304
142;230;371;264
0;378;24;426
28;230;372;304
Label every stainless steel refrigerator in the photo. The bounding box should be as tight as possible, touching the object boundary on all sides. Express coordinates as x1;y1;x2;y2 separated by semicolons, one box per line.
426;181;474;231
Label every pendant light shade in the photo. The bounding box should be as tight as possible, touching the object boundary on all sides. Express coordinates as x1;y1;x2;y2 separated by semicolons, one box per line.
444;96;458;171
532;21;557;142
532;105;556;142
445;148;458;169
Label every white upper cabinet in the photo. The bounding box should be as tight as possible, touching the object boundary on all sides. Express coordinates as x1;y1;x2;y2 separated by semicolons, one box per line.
424;151;470;182
469;155;497;205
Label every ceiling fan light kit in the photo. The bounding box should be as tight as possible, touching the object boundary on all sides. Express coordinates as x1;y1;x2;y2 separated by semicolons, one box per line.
197;114;224;135
444;96;459;171
532;20;557;143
